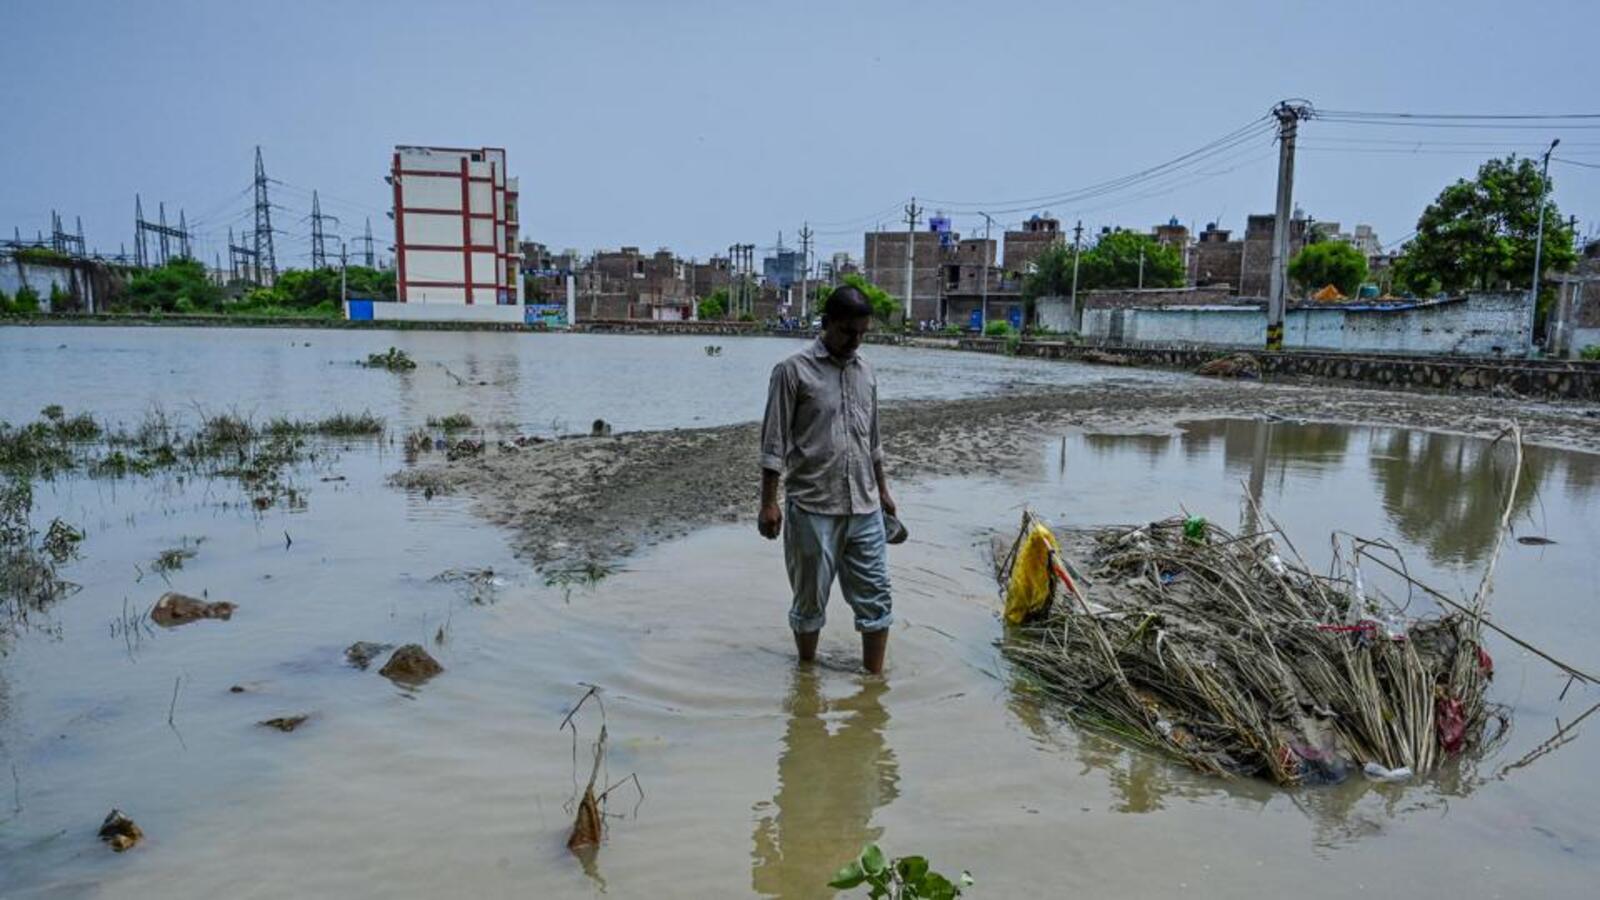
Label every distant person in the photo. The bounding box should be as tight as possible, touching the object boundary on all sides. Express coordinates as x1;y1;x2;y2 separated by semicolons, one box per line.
758;285;895;674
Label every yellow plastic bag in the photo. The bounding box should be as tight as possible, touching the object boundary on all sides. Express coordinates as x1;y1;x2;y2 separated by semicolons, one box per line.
1004;521;1059;625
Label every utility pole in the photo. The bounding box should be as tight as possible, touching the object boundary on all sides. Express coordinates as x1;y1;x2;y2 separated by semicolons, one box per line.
903;198;922;325
253;146;278;283
1137;243;1146;290
1529;138;1560;356
339;241;348;311
979;212;995;331
1069;219;1084;332
1266;100;1311;350
798;222;813;322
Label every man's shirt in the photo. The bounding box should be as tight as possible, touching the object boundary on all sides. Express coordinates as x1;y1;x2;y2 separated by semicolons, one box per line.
759;338;883;515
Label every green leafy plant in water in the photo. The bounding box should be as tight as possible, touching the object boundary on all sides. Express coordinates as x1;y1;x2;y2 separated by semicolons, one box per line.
829;843;972;899
362;347;417;371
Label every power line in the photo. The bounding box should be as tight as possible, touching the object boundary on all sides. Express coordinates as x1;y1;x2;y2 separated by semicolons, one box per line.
1316;109;1600;121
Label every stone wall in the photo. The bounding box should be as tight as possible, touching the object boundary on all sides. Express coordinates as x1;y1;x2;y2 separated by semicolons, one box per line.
955;336;1600;401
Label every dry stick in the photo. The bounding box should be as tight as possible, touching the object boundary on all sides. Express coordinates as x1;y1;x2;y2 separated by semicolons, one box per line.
167;675;181;725
1357;553;1598;686
1496;700;1600;779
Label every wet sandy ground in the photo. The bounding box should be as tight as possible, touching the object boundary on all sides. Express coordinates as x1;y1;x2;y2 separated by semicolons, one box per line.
397;373;1600;568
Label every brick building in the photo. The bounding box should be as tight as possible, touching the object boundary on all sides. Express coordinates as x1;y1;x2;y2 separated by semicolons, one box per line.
1189;214;1310;297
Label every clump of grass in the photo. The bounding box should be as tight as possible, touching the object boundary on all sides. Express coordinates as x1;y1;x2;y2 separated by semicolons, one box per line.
361;347;417;371
151;536;204;577
197;412;255;448
265;412;385;437
0;421;75;476
315;411;385;436
426;413;474;431
1;477;82;632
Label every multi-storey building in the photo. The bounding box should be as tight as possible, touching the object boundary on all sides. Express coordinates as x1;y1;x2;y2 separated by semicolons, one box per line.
390;145;521;305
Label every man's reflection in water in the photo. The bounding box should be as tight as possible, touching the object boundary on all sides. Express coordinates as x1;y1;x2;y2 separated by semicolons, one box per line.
752;668;898;898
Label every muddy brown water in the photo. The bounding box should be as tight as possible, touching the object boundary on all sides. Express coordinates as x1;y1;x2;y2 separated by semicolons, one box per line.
1;327;1598;898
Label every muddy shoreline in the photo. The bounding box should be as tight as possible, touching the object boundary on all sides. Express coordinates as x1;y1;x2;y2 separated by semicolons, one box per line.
393;375;1600;569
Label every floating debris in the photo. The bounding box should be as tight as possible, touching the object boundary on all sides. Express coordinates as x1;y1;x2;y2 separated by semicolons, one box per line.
98;809;143;852
999;490;1515;786
149;591;236;627
258;715;310;733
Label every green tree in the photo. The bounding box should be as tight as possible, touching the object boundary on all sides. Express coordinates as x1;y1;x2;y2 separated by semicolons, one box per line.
697;288;728;319
1394;155;1576;297
1077;230;1184;290
1021;244;1073;300
125;258;222;312
821;273;898;324
1288;241;1369;297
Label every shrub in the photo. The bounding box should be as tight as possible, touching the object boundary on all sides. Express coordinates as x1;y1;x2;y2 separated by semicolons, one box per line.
984;320;1014;337
1581;345;1600;361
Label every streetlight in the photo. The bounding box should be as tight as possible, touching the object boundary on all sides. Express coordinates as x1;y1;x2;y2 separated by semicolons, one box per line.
1529;138;1560;355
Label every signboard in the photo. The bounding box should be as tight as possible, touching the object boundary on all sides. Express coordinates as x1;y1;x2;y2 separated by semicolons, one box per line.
524;303;567;327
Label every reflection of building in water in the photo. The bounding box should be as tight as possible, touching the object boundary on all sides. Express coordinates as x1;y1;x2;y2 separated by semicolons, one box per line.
1369;430;1544;566
752;671;898;899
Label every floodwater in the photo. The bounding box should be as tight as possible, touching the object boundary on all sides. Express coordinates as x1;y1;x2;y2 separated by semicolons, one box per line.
1;326;1598;898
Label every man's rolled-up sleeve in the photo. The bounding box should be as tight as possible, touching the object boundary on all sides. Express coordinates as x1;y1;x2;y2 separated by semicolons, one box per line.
759;363;792;473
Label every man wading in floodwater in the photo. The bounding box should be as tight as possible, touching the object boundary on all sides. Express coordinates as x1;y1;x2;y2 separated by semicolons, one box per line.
758;285;895;674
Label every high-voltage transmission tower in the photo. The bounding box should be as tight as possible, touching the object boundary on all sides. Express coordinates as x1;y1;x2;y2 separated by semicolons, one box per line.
310;190;338;270
50;211;86;256
253;146;278;282
361;217;376;268
228;226;261;285
133;195;191;268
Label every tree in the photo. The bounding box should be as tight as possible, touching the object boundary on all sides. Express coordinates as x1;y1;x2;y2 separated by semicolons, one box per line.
697;288;728;319
1021;243;1074;302
1077;231;1184;290
1394;155;1576;297
1288;241;1369;297
831;273;897;324
124;258;223;312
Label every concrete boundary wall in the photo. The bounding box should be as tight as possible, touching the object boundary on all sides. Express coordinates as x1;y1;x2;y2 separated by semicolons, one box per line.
1082;293;1533;356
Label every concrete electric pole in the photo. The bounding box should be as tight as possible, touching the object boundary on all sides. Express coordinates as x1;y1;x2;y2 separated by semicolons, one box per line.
979;212;995;332
1529;138;1561;355
1266;100;1311;350
1069;219;1084;333
903;198;922;325
799;223;813;322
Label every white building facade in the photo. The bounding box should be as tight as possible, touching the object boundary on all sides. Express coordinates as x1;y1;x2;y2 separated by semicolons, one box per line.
390;145;521;305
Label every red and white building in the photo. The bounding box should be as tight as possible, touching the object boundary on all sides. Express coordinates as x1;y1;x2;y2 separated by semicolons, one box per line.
390;145;521;306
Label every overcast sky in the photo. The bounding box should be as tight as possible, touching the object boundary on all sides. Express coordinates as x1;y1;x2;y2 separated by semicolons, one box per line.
4;0;1597;268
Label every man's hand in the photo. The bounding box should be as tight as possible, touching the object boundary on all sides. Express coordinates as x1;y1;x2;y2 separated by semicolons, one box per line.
879;490;897;518
758;501;783;540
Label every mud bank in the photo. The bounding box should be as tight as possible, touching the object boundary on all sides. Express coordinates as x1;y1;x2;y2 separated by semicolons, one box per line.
394;377;1600;569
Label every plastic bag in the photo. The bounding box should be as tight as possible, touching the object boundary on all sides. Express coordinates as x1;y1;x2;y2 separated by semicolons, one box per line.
1004;521;1060;625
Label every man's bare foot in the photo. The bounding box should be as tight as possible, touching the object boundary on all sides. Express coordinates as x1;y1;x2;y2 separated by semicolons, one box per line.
861;629;888;675
794;629;819;663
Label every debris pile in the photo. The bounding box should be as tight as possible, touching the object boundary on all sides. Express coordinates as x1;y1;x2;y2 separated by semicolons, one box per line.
998;500;1511;786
